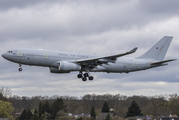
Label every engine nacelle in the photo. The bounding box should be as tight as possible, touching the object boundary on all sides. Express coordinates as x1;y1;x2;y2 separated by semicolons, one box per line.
50;67;70;73
59;61;81;71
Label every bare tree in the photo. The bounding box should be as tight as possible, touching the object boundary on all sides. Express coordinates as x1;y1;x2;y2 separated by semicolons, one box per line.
0;87;11;101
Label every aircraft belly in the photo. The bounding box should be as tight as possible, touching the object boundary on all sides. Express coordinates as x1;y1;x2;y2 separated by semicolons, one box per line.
103;62;143;73
90;66;106;72
104;63;124;72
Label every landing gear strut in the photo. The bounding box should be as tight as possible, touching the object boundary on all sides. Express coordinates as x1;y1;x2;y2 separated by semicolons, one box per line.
18;64;22;72
77;72;94;81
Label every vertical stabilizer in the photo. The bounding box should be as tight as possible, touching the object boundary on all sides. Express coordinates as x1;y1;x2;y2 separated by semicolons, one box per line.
139;36;173;61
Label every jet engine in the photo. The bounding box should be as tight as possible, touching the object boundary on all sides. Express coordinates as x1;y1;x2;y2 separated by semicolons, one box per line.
49;67;70;73
59;61;81;71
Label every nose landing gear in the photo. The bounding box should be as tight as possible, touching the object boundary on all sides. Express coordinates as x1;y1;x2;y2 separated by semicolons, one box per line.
77;72;94;81
18;64;22;72
19;68;22;71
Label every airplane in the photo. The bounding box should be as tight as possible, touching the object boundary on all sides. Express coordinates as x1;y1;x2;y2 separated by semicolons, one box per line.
2;36;176;81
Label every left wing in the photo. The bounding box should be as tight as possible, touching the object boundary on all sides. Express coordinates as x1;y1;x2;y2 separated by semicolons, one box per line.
71;47;138;69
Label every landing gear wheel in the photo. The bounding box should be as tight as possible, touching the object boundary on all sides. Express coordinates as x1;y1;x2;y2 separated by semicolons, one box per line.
89;76;94;81
77;74;82;78
19;68;22;71
84;73;89;77
82;77;87;81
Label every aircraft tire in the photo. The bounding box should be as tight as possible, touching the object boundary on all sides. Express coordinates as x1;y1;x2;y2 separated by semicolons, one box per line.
84;73;89;77
77;74;82;78
82;77;87;81
89;76;94;81
19;68;22;71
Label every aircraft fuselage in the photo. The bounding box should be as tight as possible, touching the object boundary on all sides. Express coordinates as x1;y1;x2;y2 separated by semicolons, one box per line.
2;48;152;73
2;36;175;81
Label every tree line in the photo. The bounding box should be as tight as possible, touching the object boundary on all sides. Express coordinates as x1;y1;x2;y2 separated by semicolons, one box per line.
16;98;67;120
1;87;179;119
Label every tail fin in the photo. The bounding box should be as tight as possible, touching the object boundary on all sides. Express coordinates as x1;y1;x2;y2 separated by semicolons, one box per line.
138;36;173;61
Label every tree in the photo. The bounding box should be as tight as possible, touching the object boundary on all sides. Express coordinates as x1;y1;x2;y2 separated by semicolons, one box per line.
101;101;109;113
40;111;51;120
44;100;50;113
38;101;42;118
19;109;27;120
90;106;96;119
0;100;14;118
0;87;11;101
41;100;50;114
34;108;38;114
26;109;33;120
105;113;111;120
19;109;32;120
168;94;179;116
50;98;67;119
30;114;39;120
125;100;142;118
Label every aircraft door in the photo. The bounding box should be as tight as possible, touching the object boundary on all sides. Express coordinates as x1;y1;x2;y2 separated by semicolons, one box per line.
41;52;50;66
17;50;24;62
18;50;23;57
133;60;138;67
44;52;49;59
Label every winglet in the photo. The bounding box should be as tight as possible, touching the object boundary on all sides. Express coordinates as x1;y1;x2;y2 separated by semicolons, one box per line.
129;47;138;53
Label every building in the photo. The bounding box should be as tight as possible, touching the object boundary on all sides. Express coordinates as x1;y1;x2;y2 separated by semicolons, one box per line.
68;113;90;118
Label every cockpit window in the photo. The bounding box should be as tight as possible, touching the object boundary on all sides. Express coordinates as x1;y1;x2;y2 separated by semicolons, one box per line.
7;51;13;53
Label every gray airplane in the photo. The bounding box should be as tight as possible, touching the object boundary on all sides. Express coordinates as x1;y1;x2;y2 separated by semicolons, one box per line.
2;36;176;81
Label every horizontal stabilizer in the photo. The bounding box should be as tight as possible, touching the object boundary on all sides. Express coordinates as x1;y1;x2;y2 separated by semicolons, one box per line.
150;59;177;66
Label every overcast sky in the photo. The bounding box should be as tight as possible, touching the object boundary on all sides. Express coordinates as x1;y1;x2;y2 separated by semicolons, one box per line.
0;0;179;97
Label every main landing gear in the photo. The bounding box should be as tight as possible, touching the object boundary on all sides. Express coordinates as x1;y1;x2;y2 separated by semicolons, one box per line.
18;64;22;72
77;72;94;81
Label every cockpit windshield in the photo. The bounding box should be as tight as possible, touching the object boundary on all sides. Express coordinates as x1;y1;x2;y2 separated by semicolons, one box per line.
7;51;13;53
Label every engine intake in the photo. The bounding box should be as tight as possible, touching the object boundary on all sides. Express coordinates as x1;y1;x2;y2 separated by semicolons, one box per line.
59;61;81;71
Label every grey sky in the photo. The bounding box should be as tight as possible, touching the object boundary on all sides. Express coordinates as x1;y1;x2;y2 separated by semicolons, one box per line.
0;0;179;97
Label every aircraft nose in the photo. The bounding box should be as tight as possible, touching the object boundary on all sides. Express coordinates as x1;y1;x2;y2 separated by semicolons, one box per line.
2;53;6;58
